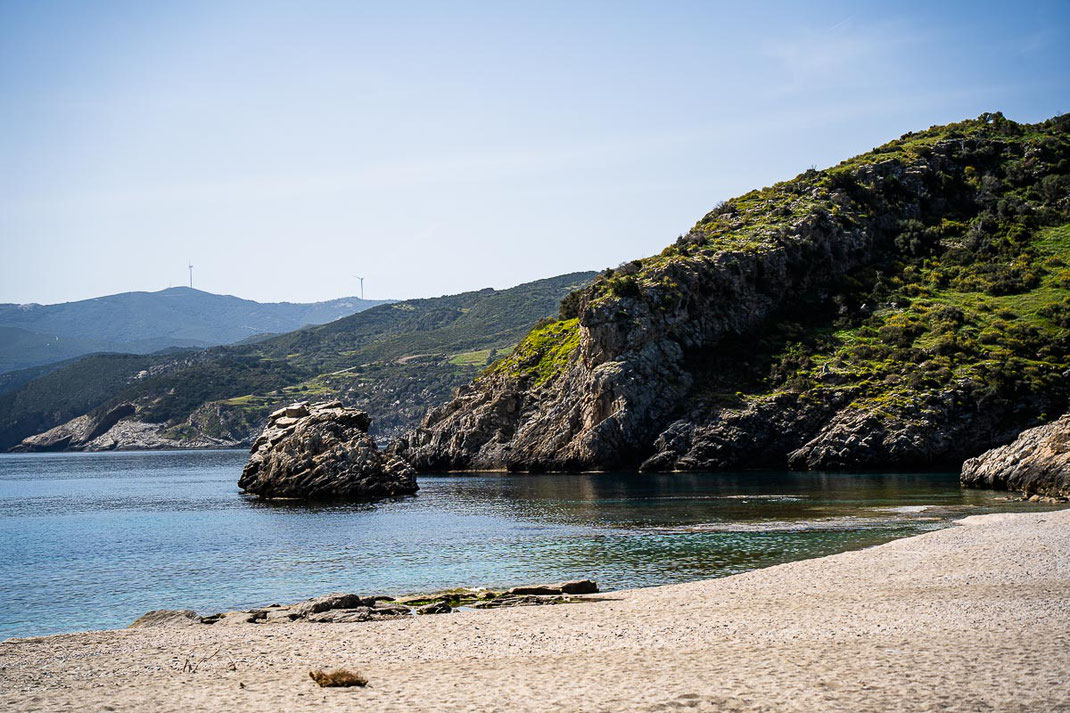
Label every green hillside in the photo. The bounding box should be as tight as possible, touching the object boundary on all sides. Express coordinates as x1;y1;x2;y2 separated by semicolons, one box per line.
0;272;595;450
407;112;1070;472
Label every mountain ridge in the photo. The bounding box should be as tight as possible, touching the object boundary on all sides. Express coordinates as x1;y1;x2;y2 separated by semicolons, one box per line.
3;272;596;451
0;286;394;373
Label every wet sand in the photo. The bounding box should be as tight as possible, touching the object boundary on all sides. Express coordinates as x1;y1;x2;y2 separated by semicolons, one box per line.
2;508;1068;712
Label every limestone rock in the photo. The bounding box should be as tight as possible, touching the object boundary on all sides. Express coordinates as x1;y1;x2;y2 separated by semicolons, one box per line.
961;414;1070;499
239;401;418;501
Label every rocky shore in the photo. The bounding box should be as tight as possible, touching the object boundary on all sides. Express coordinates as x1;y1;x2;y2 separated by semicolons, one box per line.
128;580;600;628
961;413;1070;498
3;508;1068;712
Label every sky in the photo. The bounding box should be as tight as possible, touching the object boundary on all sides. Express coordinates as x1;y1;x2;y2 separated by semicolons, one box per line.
1;1;1068;305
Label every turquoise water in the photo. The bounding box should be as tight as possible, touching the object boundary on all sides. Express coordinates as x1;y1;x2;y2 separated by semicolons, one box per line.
0;449;1040;639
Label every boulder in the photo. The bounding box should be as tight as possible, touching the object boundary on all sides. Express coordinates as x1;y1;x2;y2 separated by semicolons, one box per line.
961;414;1070;499
287;592;370;619
507;579;598;596
128;609;202;628
239;401;418;502
415;601;452;615
558;579;599;594
305;608;374;623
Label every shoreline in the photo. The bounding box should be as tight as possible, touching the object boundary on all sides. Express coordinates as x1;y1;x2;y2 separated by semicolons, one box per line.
3;506;1068;712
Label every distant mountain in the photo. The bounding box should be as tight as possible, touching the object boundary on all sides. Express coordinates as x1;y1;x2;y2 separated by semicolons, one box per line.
0;287;394;373
1;272;596;451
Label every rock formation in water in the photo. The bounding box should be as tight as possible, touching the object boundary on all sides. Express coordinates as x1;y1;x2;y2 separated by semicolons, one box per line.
401;114;1070;473
960;413;1070;498
239;401;417;501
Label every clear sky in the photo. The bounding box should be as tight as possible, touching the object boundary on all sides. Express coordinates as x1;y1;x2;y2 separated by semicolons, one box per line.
1;1;1067;305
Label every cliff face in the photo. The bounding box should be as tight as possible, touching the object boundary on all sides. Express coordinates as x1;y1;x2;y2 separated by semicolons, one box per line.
13;400;245;452
961;413;1070;498
403;114;1070;472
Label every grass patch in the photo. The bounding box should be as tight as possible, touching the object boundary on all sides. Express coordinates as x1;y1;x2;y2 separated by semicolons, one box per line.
486;318;581;386
448;348;496;367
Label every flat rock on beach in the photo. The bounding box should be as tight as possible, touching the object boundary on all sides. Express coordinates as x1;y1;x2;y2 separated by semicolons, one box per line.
2;508;1069;712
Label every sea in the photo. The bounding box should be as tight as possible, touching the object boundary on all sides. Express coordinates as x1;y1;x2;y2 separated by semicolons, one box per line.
0;449;1049;639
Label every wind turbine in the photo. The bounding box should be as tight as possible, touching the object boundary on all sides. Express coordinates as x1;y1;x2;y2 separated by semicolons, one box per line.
353;275;365;300
188;261;194;289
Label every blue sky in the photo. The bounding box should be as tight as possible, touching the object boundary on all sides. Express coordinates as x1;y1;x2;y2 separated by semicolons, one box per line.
1;0;1067;304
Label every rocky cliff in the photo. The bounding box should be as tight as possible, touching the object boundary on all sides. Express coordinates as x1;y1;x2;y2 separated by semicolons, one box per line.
403;114;1070;472
961;413;1070;498
13;402;241;452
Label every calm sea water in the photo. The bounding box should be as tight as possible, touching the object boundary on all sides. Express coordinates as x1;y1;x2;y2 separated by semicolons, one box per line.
0;449;1042;639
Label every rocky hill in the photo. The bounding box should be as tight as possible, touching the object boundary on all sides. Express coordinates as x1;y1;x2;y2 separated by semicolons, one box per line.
2;273;595;451
0;287;393;374
403;113;1070;472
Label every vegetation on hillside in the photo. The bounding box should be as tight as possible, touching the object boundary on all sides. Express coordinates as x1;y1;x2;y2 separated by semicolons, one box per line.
502;113;1070;436
0;273;595;449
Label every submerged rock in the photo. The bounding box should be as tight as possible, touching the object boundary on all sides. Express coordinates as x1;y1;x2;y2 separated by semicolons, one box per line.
239;401;417;502
961;414;1070;499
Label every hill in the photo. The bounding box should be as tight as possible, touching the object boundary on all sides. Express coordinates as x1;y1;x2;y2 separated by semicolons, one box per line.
404;113;1070;472
2;272;595;451
0;287;393;373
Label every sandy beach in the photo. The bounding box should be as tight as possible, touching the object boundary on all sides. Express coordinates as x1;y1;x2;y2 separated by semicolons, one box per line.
2;507;1068;713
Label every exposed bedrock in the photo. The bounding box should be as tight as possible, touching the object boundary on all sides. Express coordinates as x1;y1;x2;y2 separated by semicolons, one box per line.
961;413;1070;499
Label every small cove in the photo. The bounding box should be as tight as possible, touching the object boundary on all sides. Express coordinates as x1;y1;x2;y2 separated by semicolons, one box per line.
0;449;1052;639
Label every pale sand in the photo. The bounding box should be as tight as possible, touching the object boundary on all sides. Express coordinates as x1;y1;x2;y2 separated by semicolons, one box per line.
3;509;1069;713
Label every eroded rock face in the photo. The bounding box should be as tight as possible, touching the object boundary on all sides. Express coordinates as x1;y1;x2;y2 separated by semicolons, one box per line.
239;401;417;501
404;210;879;472
400;147;996;472
961;414;1070;498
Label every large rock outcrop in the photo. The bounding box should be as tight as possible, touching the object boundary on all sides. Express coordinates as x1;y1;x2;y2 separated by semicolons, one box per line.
401;115;1070;473
961;414;1070;498
239;401;417;501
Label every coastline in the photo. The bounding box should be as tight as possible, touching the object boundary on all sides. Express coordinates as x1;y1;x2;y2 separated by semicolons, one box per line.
3;507;1068;712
